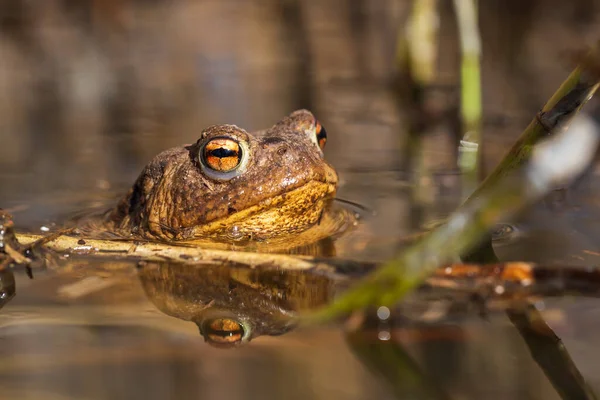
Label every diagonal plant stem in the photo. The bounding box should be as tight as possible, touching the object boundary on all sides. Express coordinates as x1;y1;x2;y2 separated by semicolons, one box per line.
304;59;600;322
463;67;596;205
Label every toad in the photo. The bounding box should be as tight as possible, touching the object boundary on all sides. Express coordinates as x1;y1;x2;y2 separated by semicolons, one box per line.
98;110;342;244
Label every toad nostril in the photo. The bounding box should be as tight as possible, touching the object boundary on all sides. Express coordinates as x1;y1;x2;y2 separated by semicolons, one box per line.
277;146;288;156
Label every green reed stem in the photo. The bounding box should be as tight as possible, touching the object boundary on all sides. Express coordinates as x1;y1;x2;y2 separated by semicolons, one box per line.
305;59;600;323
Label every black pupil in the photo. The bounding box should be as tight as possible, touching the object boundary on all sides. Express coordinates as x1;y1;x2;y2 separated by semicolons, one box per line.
210;329;243;338
210;148;238;158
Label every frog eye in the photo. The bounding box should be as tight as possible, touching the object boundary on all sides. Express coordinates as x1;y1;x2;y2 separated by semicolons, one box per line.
200;317;252;348
199;137;250;180
203;138;242;172
314;120;327;150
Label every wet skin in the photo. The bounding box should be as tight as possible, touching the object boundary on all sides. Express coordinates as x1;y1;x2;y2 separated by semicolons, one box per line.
103;110;338;243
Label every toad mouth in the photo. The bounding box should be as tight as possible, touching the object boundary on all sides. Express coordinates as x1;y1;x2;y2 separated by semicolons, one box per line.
176;180;337;241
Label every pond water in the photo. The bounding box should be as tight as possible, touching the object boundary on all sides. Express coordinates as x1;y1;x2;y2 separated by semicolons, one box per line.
1;0;600;399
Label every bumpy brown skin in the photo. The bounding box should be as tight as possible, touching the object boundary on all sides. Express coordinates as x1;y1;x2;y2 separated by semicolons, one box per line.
105;110;338;242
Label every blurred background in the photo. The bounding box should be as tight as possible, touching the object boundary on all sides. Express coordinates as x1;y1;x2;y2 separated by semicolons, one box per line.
1;0;598;230
1;1;600;399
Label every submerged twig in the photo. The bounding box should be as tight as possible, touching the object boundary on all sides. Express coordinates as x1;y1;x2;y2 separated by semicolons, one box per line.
507;306;598;400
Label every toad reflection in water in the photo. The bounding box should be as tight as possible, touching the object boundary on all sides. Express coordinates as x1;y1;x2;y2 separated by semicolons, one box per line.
137;261;336;348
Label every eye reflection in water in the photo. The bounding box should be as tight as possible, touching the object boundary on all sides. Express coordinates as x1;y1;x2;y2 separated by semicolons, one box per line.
136;260;337;348
198;313;252;349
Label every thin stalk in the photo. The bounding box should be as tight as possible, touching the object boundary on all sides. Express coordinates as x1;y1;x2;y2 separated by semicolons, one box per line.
397;0;440;206
453;0;482;193
401;0;439;86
